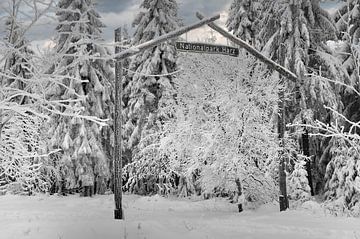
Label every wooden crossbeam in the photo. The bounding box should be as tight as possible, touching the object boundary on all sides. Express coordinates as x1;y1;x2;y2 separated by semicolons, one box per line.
196;12;298;83
115;14;221;61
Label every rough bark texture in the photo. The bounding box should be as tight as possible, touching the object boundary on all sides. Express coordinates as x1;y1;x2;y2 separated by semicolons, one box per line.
302;130;314;196
114;28;124;220
278;88;289;211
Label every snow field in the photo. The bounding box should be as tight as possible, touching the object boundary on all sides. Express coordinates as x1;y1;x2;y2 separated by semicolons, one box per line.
1;194;360;239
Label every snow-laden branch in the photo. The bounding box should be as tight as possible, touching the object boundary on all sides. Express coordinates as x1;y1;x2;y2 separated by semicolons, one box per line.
305;73;360;96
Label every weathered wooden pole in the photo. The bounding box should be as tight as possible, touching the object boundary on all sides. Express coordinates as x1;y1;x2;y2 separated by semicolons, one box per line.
114;27;124;220
196;12;292;211
112;14;221;220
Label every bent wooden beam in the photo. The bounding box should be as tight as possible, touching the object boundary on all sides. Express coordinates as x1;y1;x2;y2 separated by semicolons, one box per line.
196;12;298;83
115;14;221;61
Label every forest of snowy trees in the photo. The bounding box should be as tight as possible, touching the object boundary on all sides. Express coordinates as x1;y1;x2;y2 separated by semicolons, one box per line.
1;0;360;218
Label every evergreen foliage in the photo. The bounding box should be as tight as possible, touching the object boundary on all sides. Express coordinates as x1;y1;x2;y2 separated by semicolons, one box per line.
288;158;312;206
316;0;360;216
333;0;360;112
48;0;114;195
259;0;341;113
323;138;360;216
123;0;179;195
3;0;360;217
258;0;345;197
226;0;262;46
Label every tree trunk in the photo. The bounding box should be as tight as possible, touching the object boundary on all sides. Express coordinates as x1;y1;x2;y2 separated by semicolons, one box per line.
278;88;289;211
114;27;124;220
302;129;314;196
178;175;188;197
235;178;243;212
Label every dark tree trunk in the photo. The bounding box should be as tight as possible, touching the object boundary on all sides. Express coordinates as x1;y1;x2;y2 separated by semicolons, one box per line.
235;178;243;213
302;130;314;196
114;27;124;220
83;186;93;197
278;88;289;211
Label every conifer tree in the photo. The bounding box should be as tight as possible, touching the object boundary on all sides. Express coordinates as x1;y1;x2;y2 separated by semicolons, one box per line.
123;0;179;194
334;0;360;109
258;0;343;196
226;0;262;46
48;0;114;195
288;158;311;206
322;0;360;215
323;138;360;216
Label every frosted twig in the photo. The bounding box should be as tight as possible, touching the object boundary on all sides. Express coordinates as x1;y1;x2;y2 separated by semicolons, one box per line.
305;73;360;96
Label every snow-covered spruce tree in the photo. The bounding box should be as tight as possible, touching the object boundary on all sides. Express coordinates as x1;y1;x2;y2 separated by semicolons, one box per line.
122;0;179;195
153;52;279;204
258;0;344;195
298;47;360;215
259;0;342;118
313;3;360;211
334;0;360;87
333;0;360;129
226;0;262;46
288;158;311;207
321;138;360;216
48;0;114;195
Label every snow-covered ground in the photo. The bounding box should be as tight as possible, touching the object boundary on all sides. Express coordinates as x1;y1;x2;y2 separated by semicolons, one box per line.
1;194;360;239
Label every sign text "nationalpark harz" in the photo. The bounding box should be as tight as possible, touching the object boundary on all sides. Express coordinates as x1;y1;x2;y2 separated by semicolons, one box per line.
176;42;239;57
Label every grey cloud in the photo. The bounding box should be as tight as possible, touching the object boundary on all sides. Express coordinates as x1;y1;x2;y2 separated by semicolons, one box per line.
2;0;342;48
1;0;233;45
95;0;140;13
177;0;231;25
97;0;231;40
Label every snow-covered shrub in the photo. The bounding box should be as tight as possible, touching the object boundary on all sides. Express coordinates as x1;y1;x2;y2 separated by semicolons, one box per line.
155;52;279;203
0;112;50;194
288;157;311;207
123;127;177;196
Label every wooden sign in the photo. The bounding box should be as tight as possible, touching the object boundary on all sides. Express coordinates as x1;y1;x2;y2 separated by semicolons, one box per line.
176;41;239;57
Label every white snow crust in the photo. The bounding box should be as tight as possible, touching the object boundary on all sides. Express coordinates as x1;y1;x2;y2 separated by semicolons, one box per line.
1;194;360;239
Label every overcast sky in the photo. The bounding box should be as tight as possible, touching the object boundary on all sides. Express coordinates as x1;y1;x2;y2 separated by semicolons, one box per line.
0;0;342;49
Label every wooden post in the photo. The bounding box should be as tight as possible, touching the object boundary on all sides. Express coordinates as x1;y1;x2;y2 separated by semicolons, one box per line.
114;27;124;220
111;14;220;219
